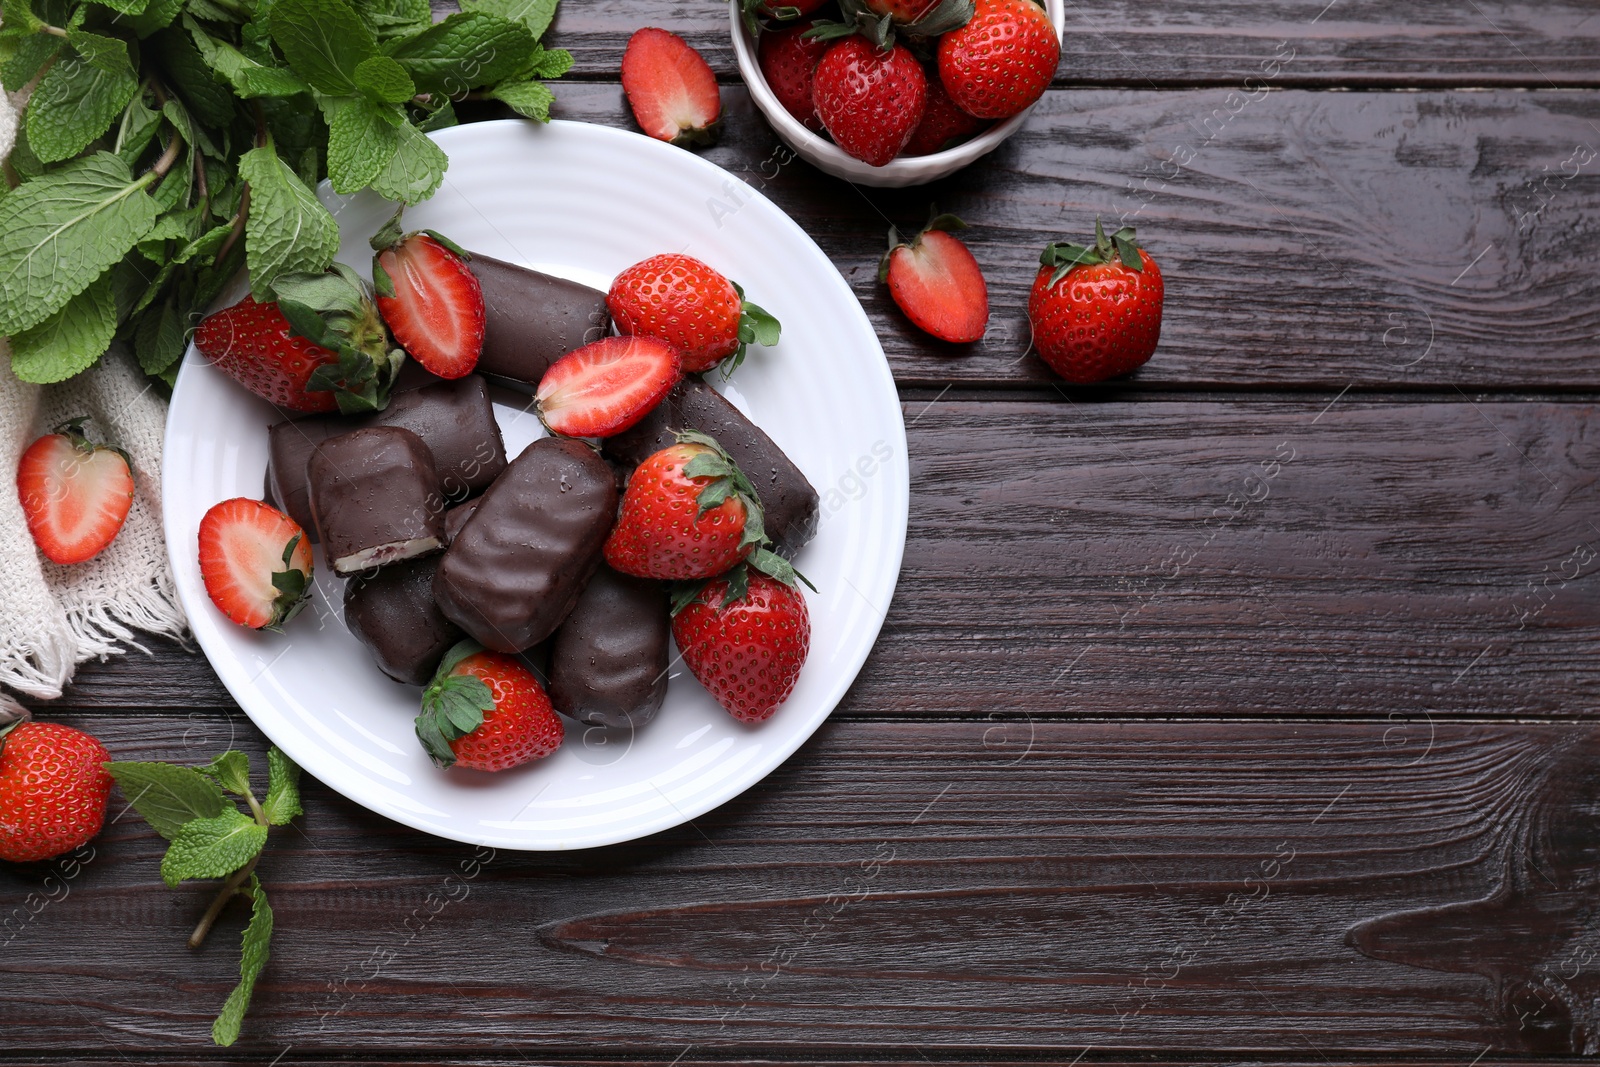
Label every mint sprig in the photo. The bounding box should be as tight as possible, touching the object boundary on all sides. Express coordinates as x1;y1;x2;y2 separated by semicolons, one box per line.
105;746;304;1046
0;0;570;387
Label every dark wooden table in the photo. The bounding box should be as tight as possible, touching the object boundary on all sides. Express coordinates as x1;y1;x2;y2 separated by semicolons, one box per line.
7;1;1600;1063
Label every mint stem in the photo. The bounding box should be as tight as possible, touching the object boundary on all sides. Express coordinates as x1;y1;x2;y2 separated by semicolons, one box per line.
40;23;68;37
148;131;184;182
188;856;259;949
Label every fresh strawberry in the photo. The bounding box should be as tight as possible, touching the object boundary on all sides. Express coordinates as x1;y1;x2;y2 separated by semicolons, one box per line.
415;641;564;771
1027;221;1164;384
198;498;314;631
813;37;926;166
536;336;681;438
937;0;1058;120
0;710;112;863
671;568;811;723
758;21;829;132
371;223;485;380
16;418;135;566
605;431;769;580
863;0;939;22
194;266;401;414
606;253;781;375
621;28;722;147
902;75;991;156
879;210;989;343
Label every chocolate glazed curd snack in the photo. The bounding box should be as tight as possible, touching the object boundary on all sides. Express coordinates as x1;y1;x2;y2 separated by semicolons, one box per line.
605;375;820;555
548;565;670;729
433;437;618;653
343;558;463;686
266;376;506;541
308;426;446;575
468;252;612;390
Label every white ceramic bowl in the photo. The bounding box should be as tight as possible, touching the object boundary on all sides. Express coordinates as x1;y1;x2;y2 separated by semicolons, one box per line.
729;0;1065;187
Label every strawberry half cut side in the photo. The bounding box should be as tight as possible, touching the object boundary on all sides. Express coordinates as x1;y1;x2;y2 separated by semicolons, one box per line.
536;336;682;438
371;216;486;380
621;28;723;146
198;497;314;631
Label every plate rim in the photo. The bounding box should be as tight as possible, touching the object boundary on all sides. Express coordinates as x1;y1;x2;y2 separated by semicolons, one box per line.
163;117;910;850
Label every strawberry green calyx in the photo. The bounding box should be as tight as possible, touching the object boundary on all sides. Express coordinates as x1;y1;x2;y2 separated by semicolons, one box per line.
415;640;495;768
264;534;311;633
878;206;970;281
741;0;804;37
1040;219;1145;286
669;552;816;615
726;281;782;376
270;265;404;415
677;429;770;552
804;0;973;49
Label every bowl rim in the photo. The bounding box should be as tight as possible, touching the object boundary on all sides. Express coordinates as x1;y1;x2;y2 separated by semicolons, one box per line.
727;0;1067;176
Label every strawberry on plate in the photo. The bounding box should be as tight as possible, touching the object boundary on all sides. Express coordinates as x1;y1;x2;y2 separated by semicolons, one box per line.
604;430;768;581
758;21;829;131
879;210;989;343
621;28;722;147
198;498;314;631
0;708;112;863
606;253;780;375
194;266;402;415
536;336;681;438
937;0;1059;120
1028;220;1164;384
902;75;990;156
17;418;135;566
415;641;564;771
671;567;811;723
371;218;485;380
813;36;926;166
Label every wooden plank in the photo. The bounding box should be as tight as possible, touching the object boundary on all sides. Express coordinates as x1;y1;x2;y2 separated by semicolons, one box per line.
460;84;1600;391
50;399;1600;719
3;715;1597;1055
531;0;1600;87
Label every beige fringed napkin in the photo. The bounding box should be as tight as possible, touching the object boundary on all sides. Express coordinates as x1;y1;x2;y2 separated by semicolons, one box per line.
0;90;188;700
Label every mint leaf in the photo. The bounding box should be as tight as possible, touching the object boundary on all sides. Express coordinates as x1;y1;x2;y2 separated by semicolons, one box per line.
323;94;402;193
154;26;237;127
487;79;552;121
10;272;116;384
460;0;556;39
186;17;311;98
367;120;445;205
270;0;378;96
91;0;153;14
354;0;430;40
125;0;186;35
385;10;532;95
0;153;160;336
132;296;188;375
261;747;302;826
105;760;229;840
65;27;131;74
238;142;341;299
213;877;273;1046
160;809;268;887
26;50;138;163
353;54;414;102
528;44;573;79
204;751;252;795
115;94;164;166
2;34;60;88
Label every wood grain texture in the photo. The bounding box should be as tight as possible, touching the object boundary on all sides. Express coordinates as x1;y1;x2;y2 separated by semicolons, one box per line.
51;400;1600;719
439;84;1600;391
4;715;1598;1055
529;0;1600;87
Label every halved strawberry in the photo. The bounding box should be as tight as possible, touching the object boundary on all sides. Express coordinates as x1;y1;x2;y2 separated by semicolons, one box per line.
879;210;989;343
198;498;314;631
371;223;485;380
536;336;681;438
621;28;722;146
16;418;136;565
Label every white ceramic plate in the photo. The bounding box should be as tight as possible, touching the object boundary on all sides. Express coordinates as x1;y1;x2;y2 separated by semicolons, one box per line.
163;119;909;850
